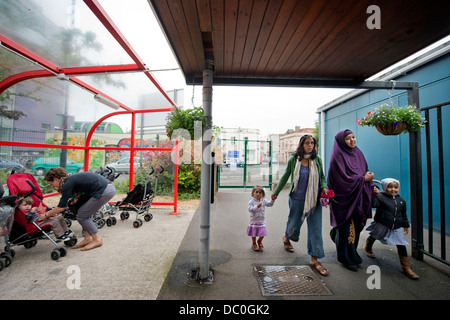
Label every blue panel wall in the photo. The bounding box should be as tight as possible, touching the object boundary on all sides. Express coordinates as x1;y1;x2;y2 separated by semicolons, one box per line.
322;53;450;234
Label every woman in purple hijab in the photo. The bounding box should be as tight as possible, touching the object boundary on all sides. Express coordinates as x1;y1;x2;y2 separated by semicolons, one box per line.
327;129;375;271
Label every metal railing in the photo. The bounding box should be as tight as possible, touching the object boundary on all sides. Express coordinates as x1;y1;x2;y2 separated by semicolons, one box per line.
421;101;449;265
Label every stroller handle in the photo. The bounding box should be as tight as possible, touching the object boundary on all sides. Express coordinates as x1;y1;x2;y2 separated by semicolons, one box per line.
159;165;164;174
23;180;36;198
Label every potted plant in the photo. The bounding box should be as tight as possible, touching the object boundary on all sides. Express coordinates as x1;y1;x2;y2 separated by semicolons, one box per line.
357;103;426;135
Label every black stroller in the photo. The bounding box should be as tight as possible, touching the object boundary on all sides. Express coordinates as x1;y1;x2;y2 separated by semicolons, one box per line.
113;166;163;228
95;165;121;182
6;173;77;261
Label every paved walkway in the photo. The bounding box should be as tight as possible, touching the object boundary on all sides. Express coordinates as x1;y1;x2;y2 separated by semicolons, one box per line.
0;189;448;305
0;208;196;300
158;189;450;300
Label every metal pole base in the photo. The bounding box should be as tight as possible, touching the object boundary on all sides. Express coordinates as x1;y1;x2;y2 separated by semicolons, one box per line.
191;267;214;285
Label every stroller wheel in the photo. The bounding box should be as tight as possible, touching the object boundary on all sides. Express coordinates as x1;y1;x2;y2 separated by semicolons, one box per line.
95;218;106;229
0;258;4;271
3;248;15;258
24;241;34;249
106;217;117;226
144;213;153;222
64;237;77;247
120;212;129;220
51;249;60;261
59;247;67;257
133;219;143;228
0;252;13;267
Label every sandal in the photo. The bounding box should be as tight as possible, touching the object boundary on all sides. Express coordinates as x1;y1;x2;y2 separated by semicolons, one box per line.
252;242;259;251
310;261;328;276
257;240;264;252
283;235;294;252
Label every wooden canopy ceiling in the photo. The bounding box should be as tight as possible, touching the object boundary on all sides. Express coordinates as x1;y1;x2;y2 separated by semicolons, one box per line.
149;0;450;87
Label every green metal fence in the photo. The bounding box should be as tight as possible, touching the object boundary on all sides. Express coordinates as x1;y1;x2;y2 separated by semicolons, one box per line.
217;138;272;189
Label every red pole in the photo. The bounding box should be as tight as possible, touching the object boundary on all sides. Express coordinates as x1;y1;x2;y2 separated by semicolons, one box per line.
129;113;136;191
171;137;180;215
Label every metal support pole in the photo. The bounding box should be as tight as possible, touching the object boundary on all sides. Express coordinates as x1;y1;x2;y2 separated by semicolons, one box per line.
199;67;213;282
268;140;272;187
407;83;424;261
243;137;248;189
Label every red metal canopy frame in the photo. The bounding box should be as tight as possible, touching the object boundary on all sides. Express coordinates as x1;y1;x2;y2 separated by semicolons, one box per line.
0;0;181;214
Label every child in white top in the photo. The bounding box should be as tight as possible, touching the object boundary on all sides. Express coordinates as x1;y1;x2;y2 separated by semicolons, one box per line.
247;185;274;251
365;178;419;279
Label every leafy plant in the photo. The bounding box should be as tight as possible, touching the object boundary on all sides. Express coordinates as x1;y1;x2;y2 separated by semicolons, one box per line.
36;177;55;194
165;106;206;140
177;163;201;194
357;104;426;133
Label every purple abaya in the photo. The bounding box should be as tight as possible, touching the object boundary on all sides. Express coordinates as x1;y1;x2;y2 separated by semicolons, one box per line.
327;129;373;228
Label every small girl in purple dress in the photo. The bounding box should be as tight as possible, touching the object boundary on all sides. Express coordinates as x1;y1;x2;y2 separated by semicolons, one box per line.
247;185;274;251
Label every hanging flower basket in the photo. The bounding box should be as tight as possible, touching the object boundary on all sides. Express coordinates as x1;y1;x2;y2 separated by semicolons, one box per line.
375;122;407;135
357;104;426;135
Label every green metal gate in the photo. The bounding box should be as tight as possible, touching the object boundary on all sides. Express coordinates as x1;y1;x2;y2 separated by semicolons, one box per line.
217;138;272;189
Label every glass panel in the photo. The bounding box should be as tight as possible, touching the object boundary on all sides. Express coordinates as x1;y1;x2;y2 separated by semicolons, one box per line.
2;78;70;149
0;47;45;82
4;76;127;145
138;138;175;195
76;72;174;111
0;145;84;196
99;0;180;69
0;0;133;68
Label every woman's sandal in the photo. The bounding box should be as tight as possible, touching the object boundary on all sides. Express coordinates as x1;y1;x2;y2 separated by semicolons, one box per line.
252;242;259;251
283;235;294;252
310;261;328;276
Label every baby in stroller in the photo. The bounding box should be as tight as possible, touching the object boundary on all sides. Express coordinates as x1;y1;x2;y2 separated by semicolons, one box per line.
18;196;72;241
7;172;77;260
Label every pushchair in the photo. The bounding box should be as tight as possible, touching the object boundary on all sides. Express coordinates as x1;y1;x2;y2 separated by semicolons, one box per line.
113;166;163;228
0;181;21;271
93;166;120;227
96;165;121;182
62;166;120;229
6;172;77;261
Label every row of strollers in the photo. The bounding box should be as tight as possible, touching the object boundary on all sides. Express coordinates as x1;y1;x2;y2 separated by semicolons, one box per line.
0;166;163;271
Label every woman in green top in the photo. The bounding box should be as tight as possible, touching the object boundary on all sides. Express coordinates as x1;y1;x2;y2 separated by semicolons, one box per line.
271;135;328;275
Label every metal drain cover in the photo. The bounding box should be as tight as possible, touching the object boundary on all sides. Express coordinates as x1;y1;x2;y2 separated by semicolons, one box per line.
254;265;332;296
